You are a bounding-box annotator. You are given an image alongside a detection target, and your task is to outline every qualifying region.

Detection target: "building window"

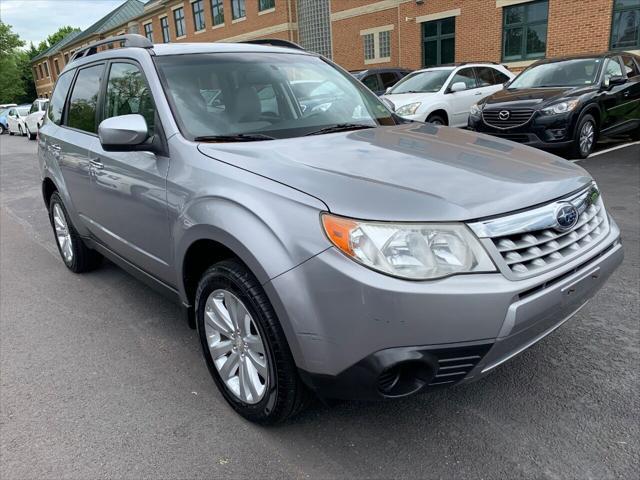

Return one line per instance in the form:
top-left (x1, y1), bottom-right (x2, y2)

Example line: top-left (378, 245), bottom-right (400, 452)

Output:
top-left (54, 59), bottom-right (60, 75)
top-left (363, 34), bottom-right (375, 60)
top-left (173, 7), bottom-right (186, 38)
top-left (361, 27), bottom-right (393, 64)
top-left (160, 16), bottom-right (170, 42)
top-left (422, 17), bottom-right (455, 67)
top-left (144, 22), bottom-right (154, 41)
top-left (43, 62), bottom-right (49, 77)
top-left (231, 0), bottom-right (245, 20)
top-left (502, 0), bottom-right (548, 61)
top-left (33, 67), bottom-right (39, 80)
top-left (64, 53), bottom-right (69, 64)
top-left (211, 0), bottom-right (224, 25)
top-left (259, 0), bottom-right (275, 11)
top-left (297, 0), bottom-right (332, 58)
top-left (192, 0), bottom-right (206, 31)
top-left (611, 0), bottom-right (640, 49)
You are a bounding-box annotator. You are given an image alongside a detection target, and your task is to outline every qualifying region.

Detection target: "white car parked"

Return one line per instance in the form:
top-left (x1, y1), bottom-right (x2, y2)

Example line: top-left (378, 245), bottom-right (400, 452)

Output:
top-left (6, 105), bottom-right (31, 136)
top-left (24, 98), bottom-right (49, 140)
top-left (382, 63), bottom-right (514, 127)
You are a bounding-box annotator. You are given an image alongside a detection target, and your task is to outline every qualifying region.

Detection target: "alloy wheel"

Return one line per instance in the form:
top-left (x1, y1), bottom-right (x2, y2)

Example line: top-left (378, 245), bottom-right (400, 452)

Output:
top-left (204, 289), bottom-right (269, 404)
top-left (53, 203), bottom-right (73, 263)
top-left (579, 121), bottom-right (595, 156)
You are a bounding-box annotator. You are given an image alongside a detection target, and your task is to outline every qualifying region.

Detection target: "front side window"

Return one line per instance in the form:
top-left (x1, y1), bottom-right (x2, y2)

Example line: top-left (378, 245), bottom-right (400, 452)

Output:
top-left (67, 64), bottom-right (104, 134)
top-left (450, 68), bottom-right (478, 90)
top-left (173, 7), bottom-right (185, 38)
top-left (502, 0), bottom-right (548, 61)
top-left (231, 0), bottom-right (245, 20)
top-left (154, 53), bottom-right (395, 140)
top-left (475, 67), bottom-right (497, 87)
top-left (389, 68), bottom-right (453, 94)
top-left (192, 0), bottom-right (206, 31)
top-left (611, 0), bottom-right (640, 49)
top-left (144, 22), bottom-right (153, 42)
top-left (379, 72), bottom-right (397, 89)
top-left (604, 57), bottom-right (624, 78)
top-left (259, 0), bottom-right (275, 11)
top-left (160, 16), bottom-right (170, 42)
top-left (104, 63), bottom-right (155, 135)
top-left (508, 58), bottom-right (602, 89)
top-left (211, 0), bottom-right (224, 25)
top-left (362, 74), bottom-right (381, 91)
top-left (48, 71), bottom-right (74, 125)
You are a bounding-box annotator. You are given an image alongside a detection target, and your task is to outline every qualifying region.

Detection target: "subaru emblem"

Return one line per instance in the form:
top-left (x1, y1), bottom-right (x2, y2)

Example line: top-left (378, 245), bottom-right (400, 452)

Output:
top-left (555, 204), bottom-right (579, 231)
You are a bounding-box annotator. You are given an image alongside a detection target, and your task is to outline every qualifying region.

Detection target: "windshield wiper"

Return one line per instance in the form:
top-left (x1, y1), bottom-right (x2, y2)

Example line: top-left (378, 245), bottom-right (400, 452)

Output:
top-left (305, 123), bottom-right (375, 136)
top-left (194, 133), bottom-right (275, 142)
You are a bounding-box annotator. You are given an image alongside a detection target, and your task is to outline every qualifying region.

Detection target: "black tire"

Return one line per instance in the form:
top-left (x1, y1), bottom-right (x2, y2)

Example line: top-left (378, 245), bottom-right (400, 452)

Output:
top-left (48, 192), bottom-right (102, 273)
top-left (9, 130), bottom-right (14, 136)
top-left (195, 259), bottom-right (307, 424)
top-left (18, 125), bottom-right (23, 136)
top-left (426, 113), bottom-right (447, 126)
top-left (26, 125), bottom-right (36, 140)
top-left (0, 125), bottom-right (5, 135)
top-left (630, 126), bottom-right (640, 141)
top-left (569, 114), bottom-right (597, 159)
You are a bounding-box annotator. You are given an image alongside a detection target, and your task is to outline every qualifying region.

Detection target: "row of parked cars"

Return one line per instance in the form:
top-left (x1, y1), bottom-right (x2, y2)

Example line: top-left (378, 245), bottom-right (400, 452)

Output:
top-left (0, 99), bottom-right (49, 139)
top-left (353, 51), bottom-right (640, 158)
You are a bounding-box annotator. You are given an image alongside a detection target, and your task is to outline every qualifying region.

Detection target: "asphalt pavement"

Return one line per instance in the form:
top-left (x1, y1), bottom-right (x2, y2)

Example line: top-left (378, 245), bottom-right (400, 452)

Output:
top-left (1, 133), bottom-right (638, 479)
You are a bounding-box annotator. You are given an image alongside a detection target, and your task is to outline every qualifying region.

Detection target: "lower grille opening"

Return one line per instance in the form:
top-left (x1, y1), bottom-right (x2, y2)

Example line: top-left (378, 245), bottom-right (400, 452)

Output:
top-left (428, 344), bottom-right (492, 387)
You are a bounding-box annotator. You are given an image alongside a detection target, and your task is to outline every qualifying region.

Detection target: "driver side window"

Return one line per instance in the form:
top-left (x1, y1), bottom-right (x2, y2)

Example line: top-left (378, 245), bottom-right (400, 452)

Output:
top-left (604, 58), bottom-right (623, 78)
top-left (104, 62), bottom-right (156, 135)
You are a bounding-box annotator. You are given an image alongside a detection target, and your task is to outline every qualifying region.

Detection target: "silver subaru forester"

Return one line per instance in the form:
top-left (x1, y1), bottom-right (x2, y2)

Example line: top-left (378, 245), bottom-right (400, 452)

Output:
top-left (38, 35), bottom-right (623, 423)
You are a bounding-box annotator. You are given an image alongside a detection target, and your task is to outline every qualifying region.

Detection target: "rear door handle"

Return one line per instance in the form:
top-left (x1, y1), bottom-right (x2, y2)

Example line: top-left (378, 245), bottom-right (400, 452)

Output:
top-left (89, 158), bottom-right (104, 170)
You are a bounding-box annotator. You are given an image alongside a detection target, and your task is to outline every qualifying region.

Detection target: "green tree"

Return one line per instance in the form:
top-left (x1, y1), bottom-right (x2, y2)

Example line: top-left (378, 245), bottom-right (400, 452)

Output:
top-left (0, 21), bottom-right (25, 104)
top-left (45, 26), bottom-right (80, 50)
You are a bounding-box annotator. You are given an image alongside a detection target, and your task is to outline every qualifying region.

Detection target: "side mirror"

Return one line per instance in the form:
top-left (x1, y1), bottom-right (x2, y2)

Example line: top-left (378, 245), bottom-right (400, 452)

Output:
top-left (603, 75), bottom-right (627, 89)
top-left (450, 82), bottom-right (467, 93)
top-left (98, 114), bottom-right (150, 152)
top-left (385, 87), bottom-right (393, 94)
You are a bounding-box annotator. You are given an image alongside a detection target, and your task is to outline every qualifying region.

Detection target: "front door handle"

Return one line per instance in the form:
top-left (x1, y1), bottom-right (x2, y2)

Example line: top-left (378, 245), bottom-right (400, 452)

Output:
top-left (49, 144), bottom-right (61, 152)
top-left (89, 158), bottom-right (104, 170)
top-left (474, 91), bottom-right (483, 95)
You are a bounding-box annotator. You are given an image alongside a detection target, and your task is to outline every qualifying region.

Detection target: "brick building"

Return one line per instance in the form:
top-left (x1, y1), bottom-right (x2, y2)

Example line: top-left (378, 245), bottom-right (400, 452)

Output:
top-left (32, 0), bottom-right (640, 98)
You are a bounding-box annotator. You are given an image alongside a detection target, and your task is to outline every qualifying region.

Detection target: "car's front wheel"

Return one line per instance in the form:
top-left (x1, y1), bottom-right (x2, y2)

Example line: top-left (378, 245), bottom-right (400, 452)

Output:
top-left (195, 259), bottom-right (307, 424)
top-left (26, 125), bottom-right (36, 140)
top-left (0, 124), bottom-right (5, 135)
top-left (18, 125), bottom-right (23, 136)
top-left (570, 114), bottom-right (597, 159)
top-left (426, 113), bottom-right (447, 126)
top-left (48, 192), bottom-right (102, 272)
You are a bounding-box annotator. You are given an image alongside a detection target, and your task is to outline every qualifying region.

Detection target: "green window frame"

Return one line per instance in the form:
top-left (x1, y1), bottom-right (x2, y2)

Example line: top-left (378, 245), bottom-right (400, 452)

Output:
top-left (160, 16), bottom-right (170, 43)
top-left (422, 17), bottom-right (455, 67)
top-left (192, 0), bottom-right (206, 31)
top-left (502, 0), bottom-right (548, 62)
top-left (211, 0), bottom-right (224, 25)
top-left (611, 0), bottom-right (640, 50)
top-left (173, 7), bottom-right (185, 38)
top-left (259, 0), bottom-right (275, 11)
top-left (231, 0), bottom-right (245, 20)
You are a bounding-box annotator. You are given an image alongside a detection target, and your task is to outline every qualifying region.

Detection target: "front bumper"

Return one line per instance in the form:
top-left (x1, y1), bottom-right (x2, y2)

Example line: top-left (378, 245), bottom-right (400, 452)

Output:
top-left (265, 219), bottom-right (622, 400)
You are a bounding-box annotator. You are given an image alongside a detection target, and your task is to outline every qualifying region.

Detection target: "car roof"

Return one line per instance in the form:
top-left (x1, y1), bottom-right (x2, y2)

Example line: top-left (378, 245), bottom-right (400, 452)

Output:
top-left (530, 51), bottom-right (639, 66)
top-left (151, 42), bottom-right (312, 56)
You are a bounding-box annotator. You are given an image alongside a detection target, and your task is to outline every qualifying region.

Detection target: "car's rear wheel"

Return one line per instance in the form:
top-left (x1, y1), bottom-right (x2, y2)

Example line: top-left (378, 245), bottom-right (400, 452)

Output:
top-left (48, 192), bottom-right (102, 273)
top-left (18, 125), bottom-right (23, 136)
top-left (26, 125), bottom-right (36, 140)
top-left (570, 114), bottom-right (597, 159)
top-left (426, 113), bottom-right (447, 126)
top-left (195, 259), bottom-right (307, 424)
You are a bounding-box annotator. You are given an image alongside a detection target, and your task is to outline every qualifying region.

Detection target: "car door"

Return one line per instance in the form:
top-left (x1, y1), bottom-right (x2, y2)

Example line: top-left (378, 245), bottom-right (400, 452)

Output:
top-left (58, 63), bottom-right (106, 228)
top-left (447, 67), bottom-right (480, 127)
top-left (7, 108), bottom-right (17, 132)
top-left (619, 54), bottom-right (640, 130)
top-left (600, 56), bottom-right (635, 133)
top-left (85, 60), bottom-right (171, 281)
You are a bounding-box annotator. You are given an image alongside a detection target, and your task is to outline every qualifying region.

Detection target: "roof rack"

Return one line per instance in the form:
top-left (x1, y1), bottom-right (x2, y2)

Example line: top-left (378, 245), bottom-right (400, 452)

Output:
top-left (240, 39), bottom-right (305, 51)
top-left (69, 34), bottom-right (153, 63)
top-left (439, 61), bottom-right (501, 67)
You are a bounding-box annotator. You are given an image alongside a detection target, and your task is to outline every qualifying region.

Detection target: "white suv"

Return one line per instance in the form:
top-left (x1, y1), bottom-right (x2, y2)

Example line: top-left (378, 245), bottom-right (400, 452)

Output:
top-left (383, 63), bottom-right (514, 127)
top-left (25, 98), bottom-right (49, 140)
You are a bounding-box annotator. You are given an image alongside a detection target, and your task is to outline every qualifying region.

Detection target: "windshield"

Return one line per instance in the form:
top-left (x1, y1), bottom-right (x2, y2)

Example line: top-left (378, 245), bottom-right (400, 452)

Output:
top-left (388, 69), bottom-right (453, 94)
top-left (17, 107), bottom-right (30, 116)
top-left (509, 58), bottom-right (602, 88)
top-left (154, 53), bottom-right (396, 140)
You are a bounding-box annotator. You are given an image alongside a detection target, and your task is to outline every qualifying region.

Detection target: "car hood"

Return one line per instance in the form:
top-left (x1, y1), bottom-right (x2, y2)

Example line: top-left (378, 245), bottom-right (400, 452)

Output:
top-left (197, 123), bottom-right (591, 222)
top-left (382, 92), bottom-right (435, 107)
top-left (483, 86), bottom-right (594, 109)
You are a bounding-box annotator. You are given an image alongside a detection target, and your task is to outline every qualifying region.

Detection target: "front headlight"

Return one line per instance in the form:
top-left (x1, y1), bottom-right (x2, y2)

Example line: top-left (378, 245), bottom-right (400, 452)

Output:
top-left (469, 103), bottom-right (484, 116)
top-left (541, 99), bottom-right (580, 115)
top-left (321, 214), bottom-right (496, 280)
top-left (395, 102), bottom-right (422, 116)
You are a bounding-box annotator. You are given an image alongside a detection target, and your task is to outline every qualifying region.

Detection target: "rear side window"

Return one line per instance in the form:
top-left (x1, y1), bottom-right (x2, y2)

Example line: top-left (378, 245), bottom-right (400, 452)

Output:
top-left (48, 71), bottom-right (74, 125)
top-left (380, 72), bottom-right (398, 89)
top-left (450, 67), bottom-right (478, 89)
top-left (475, 67), bottom-right (496, 86)
top-left (67, 64), bottom-right (105, 134)
top-left (104, 62), bottom-right (156, 135)
top-left (621, 55), bottom-right (640, 77)
top-left (362, 74), bottom-right (381, 92)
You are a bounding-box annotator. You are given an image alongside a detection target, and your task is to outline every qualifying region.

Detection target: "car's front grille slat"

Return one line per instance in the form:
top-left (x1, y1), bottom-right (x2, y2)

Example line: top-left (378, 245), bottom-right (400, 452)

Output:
top-left (482, 108), bottom-right (535, 129)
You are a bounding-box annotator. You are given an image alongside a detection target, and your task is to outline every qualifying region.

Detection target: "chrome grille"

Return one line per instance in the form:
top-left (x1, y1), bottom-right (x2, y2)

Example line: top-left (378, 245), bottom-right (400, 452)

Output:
top-left (468, 184), bottom-right (610, 279)
top-left (482, 108), bottom-right (535, 129)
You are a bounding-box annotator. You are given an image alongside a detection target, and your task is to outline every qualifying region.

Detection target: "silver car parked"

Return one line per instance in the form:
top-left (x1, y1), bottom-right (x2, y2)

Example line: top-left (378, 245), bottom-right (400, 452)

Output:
top-left (39, 36), bottom-right (623, 423)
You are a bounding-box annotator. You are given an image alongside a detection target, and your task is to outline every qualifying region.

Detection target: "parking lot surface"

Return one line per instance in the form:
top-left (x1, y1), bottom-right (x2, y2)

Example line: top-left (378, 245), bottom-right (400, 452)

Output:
top-left (1, 134), bottom-right (638, 479)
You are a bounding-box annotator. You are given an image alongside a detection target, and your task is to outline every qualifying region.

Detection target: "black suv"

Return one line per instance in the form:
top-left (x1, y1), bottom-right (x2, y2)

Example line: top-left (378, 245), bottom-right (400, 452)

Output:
top-left (468, 52), bottom-right (640, 158)
top-left (351, 68), bottom-right (412, 95)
